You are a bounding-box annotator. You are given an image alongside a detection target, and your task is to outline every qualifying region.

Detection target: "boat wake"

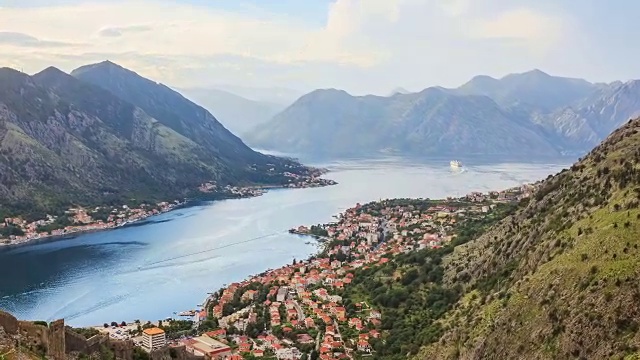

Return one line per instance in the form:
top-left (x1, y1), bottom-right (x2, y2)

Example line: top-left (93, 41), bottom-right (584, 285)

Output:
top-left (141, 231), bottom-right (286, 268)
top-left (134, 254), bottom-right (223, 272)
top-left (50, 291), bottom-right (130, 322)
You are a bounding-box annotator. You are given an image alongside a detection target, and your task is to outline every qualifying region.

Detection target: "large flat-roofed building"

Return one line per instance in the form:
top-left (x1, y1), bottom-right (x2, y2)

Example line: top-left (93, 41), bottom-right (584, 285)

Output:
top-left (182, 335), bottom-right (232, 359)
top-left (142, 327), bottom-right (166, 350)
top-left (276, 286), bottom-right (288, 302)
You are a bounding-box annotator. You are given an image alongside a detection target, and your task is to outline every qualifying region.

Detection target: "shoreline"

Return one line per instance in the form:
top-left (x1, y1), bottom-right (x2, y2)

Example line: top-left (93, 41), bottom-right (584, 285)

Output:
top-left (78, 182), bottom-right (532, 328)
top-left (84, 230), bottom-right (328, 328)
top-left (0, 177), bottom-right (338, 249)
top-left (187, 185), bottom-right (534, 320)
top-left (0, 200), bottom-right (188, 249)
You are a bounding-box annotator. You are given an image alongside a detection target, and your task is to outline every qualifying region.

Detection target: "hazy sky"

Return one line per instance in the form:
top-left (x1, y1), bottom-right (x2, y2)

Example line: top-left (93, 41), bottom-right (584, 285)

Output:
top-left (0, 0), bottom-right (638, 95)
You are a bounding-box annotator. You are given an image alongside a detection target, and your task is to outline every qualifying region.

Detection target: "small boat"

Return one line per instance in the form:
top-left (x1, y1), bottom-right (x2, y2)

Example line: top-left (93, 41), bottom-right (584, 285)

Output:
top-left (178, 310), bottom-right (196, 317)
top-left (450, 160), bottom-right (462, 168)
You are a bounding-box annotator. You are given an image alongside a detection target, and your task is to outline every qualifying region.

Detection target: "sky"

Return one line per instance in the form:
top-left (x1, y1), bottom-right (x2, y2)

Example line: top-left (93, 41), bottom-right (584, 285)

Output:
top-left (0, 0), bottom-right (639, 96)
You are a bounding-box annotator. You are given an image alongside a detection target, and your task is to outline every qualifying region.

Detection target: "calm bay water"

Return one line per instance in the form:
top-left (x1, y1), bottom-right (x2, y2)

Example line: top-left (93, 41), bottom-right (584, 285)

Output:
top-left (0, 158), bottom-right (570, 326)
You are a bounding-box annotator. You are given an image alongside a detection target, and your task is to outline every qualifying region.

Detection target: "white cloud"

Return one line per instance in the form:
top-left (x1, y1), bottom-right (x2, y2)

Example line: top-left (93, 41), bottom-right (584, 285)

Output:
top-left (0, 0), bottom-right (581, 94)
top-left (437, 0), bottom-right (470, 17)
top-left (468, 8), bottom-right (565, 52)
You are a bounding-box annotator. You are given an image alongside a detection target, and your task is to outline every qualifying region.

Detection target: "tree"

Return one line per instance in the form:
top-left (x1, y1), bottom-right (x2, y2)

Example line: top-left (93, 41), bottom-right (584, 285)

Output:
top-left (120, 321), bottom-right (127, 327)
top-left (110, 322), bottom-right (118, 327)
top-left (132, 347), bottom-right (150, 360)
top-left (227, 325), bottom-right (238, 335)
top-left (198, 318), bottom-right (218, 332)
top-left (103, 323), bottom-right (109, 328)
top-left (310, 350), bottom-right (319, 360)
top-left (222, 303), bottom-right (235, 316)
top-left (99, 345), bottom-right (115, 360)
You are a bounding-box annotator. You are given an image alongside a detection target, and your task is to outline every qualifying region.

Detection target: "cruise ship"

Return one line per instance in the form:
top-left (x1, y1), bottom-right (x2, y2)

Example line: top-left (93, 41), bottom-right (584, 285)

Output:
top-left (450, 160), bottom-right (462, 168)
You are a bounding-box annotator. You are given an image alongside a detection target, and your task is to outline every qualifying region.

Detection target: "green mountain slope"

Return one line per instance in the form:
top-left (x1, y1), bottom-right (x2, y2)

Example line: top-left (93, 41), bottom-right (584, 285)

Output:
top-left (71, 61), bottom-right (310, 184)
top-left (414, 117), bottom-right (640, 359)
top-left (72, 62), bottom-right (256, 163)
top-left (0, 65), bottom-right (314, 218)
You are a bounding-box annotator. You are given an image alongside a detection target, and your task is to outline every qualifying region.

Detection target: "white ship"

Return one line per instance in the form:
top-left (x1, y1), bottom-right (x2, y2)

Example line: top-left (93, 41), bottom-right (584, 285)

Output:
top-left (450, 160), bottom-right (462, 168)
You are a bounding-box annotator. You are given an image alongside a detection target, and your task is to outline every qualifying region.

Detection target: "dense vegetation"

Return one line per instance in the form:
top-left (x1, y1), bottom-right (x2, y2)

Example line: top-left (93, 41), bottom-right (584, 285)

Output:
top-left (413, 118), bottom-right (640, 359)
top-left (70, 327), bottom-right (101, 339)
top-left (322, 124), bottom-right (640, 358)
top-left (338, 202), bottom-right (518, 359)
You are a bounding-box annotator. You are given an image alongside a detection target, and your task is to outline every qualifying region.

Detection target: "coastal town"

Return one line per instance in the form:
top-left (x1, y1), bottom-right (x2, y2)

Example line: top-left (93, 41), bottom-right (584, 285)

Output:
top-left (0, 172), bottom-right (336, 247)
top-left (85, 183), bottom-right (537, 360)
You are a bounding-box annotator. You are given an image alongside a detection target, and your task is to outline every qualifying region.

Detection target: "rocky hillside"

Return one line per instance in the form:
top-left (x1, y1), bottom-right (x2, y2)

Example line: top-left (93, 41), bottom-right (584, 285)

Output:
top-left (533, 80), bottom-right (640, 151)
top-left (0, 64), bottom-right (311, 217)
top-left (416, 117), bottom-right (640, 359)
top-left (246, 70), bottom-right (640, 159)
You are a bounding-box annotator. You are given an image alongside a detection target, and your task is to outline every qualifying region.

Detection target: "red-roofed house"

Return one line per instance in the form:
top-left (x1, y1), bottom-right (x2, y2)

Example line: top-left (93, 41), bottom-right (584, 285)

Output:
top-left (297, 334), bottom-right (314, 344)
top-left (252, 349), bottom-right (264, 357)
top-left (304, 317), bottom-right (315, 328)
top-left (357, 340), bottom-right (371, 353)
top-left (348, 318), bottom-right (362, 329)
top-left (205, 329), bottom-right (227, 339)
top-left (239, 342), bottom-right (251, 353)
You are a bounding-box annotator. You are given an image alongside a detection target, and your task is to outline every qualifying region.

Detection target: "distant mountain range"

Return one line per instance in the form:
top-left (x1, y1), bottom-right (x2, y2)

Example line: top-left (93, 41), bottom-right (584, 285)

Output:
top-left (0, 61), bottom-right (311, 216)
top-left (178, 87), bottom-right (285, 135)
top-left (212, 84), bottom-right (304, 105)
top-left (245, 70), bottom-right (640, 159)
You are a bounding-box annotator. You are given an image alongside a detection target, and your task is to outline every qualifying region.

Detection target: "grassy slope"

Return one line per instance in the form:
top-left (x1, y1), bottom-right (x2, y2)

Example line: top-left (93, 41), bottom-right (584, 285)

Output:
top-left (417, 118), bottom-right (640, 359)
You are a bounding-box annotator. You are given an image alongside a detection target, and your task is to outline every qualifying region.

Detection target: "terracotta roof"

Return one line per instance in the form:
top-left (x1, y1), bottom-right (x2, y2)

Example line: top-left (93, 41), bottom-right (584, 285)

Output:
top-left (143, 327), bottom-right (165, 335)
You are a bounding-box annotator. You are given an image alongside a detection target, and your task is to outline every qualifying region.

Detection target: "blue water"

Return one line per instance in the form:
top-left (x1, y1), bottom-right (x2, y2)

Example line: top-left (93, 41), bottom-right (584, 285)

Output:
top-left (0, 158), bottom-right (570, 326)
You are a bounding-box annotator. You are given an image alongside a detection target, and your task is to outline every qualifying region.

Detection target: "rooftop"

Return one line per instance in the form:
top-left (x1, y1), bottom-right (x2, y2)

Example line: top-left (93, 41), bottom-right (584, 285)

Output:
top-left (143, 327), bottom-right (165, 336)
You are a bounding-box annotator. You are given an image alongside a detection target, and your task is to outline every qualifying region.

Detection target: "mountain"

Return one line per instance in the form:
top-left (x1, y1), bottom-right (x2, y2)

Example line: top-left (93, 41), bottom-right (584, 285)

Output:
top-left (178, 87), bottom-right (285, 135)
top-left (247, 70), bottom-right (640, 160)
top-left (70, 61), bottom-right (312, 180)
top-left (388, 87), bottom-right (411, 96)
top-left (245, 87), bottom-right (560, 158)
top-left (457, 69), bottom-right (599, 111)
top-left (71, 61), bottom-right (255, 164)
top-left (413, 117), bottom-right (640, 359)
top-left (532, 80), bottom-right (640, 151)
top-left (0, 63), bottom-right (311, 217)
top-left (211, 84), bottom-right (303, 105)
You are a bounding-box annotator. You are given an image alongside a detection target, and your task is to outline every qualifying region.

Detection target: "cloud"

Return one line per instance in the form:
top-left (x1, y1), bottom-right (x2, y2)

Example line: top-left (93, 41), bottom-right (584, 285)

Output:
top-left (468, 8), bottom-right (565, 49)
top-left (0, 31), bottom-right (74, 47)
top-left (98, 25), bottom-right (153, 37)
top-left (0, 0), bottom-right (590, 94)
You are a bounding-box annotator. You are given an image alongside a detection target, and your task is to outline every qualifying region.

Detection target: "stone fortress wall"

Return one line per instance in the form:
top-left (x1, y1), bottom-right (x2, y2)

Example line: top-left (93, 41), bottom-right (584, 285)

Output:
top-left (0, 310), bottom-right (132, 360)
top-left (0, 311), bottom-right (204, 360)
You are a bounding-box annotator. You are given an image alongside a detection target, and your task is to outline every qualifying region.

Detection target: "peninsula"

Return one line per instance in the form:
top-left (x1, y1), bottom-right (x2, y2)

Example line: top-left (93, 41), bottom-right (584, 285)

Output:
top-left (0, 170), bottom-right (336, 247)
